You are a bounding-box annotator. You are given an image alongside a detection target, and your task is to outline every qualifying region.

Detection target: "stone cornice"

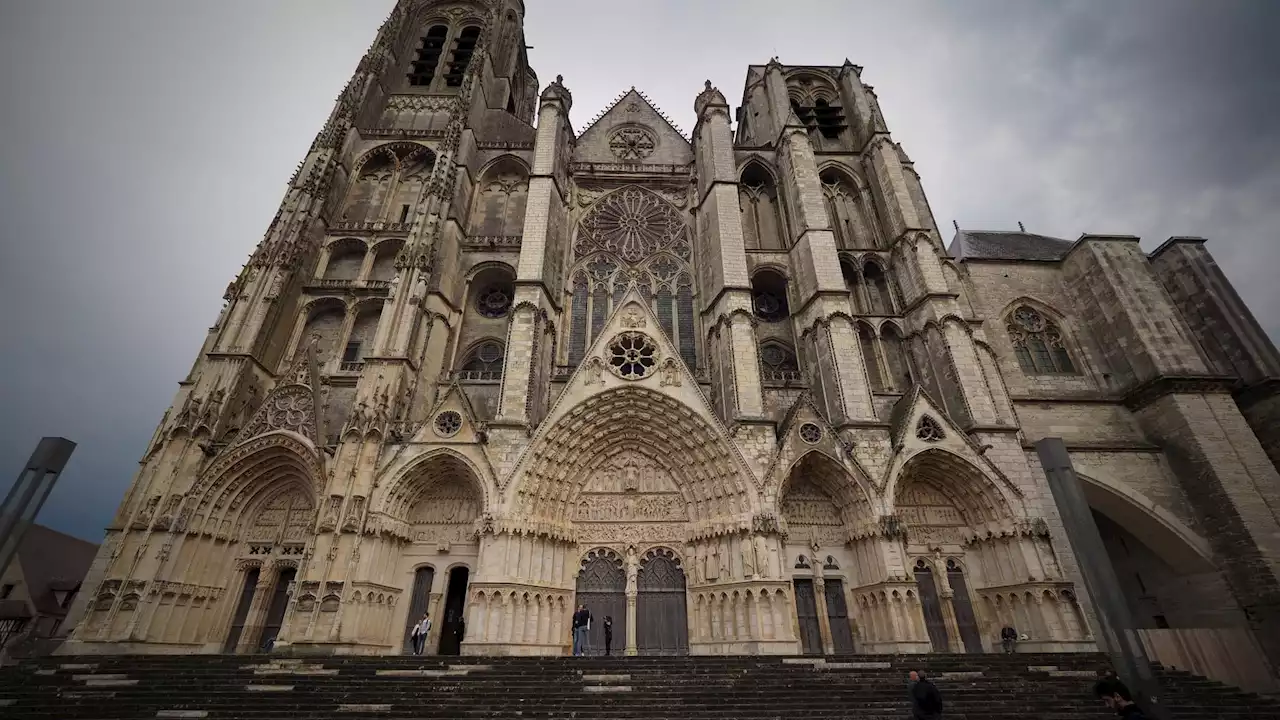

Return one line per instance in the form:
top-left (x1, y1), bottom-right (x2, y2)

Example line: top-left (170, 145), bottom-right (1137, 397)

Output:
top-left (1121, 374), bottom-right (1236, 412)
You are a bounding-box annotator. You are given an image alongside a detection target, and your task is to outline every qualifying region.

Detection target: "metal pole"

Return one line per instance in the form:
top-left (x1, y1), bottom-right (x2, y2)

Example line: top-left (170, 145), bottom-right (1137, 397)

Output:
top-left (0, 437), bottom-right (76, 578)
top-left (1035, 437), bottom-right (1168, 720)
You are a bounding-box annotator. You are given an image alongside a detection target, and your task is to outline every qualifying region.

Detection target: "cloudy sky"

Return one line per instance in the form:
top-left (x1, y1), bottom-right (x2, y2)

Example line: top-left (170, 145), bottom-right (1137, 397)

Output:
top-left (1, 0), bottom-right (1276, 541)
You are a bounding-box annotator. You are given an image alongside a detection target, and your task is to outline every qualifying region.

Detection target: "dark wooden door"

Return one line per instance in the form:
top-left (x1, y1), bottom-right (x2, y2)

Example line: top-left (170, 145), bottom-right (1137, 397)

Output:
top-left (403, 566), bottom-right (435, 653)
top-left (637, 553), bottom-right (688, 655)
top-left (258, 567), bottom-right (295, 652)
top-left (575, 553), bottom-right (625, 656)
top-left (793, 579), bottom-right (823, 655)
top-left (438, 567), bottom-right (469, 656)
top-left (824, 579), bottom-right (855, 654)
top-left (223, 567), bottom-right (259, 653)
top-left (914, 565), bottom-right (949, 652)
top-left (947, 565), bottom-right (984, 653)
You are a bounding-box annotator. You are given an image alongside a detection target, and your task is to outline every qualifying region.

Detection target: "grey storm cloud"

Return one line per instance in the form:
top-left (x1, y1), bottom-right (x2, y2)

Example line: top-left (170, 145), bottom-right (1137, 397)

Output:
top-left (0, 0), bottom-right (1275, 541)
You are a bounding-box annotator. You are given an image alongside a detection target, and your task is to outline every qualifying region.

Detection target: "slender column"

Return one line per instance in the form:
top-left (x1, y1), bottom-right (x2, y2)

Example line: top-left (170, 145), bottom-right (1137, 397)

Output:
top-left (625, 551), bottom-right (639, 656)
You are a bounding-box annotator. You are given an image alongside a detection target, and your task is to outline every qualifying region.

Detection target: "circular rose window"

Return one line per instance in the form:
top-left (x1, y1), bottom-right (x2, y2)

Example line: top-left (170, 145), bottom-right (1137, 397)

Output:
top-left (607, 332), bottom-right (658, 380)
top-left (434, 411), bottom-right (462, 438)
top-left (799, 422), bottom-right (823, 444)
top-left (477, 285), bottom-right (512, 318)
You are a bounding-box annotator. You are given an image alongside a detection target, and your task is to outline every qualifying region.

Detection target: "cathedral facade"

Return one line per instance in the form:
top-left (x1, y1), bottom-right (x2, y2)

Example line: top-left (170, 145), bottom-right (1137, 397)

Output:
top-left (62, 0), bottom-right (1280, 663)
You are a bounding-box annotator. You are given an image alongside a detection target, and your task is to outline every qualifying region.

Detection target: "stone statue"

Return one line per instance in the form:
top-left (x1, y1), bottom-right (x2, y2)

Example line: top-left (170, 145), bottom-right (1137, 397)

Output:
top-left (387, 272), bottom-right (401, 299)
top-left (622, 454), bottom-right (640, 492)
top-left (625, 545), bottom-right (639, 595)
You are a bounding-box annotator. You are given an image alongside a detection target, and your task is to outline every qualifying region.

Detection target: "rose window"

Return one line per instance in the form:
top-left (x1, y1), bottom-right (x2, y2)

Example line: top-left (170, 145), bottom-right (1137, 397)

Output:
top-left (799, 422), bottom-right (823, 444)
top-left (753, 292), bottom-right (788, 322)
top-left (477, 285), bottom-right (512, 318)
top-left (434, 411), bottom-right (463, 437)
top-left (608, 126), bottom-right (657, 161)
top-left (607, 332), bottom-right (658, 380)
top-left (577, 187), bottom-right (688, 263)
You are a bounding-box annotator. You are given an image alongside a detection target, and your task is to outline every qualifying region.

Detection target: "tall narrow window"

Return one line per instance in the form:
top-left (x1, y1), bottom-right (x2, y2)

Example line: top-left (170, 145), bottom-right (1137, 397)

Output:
top-left (676, 276), bottom-right (697, 368)
top-left (739, 163), bottom-right (784, 250)
top-left (569, 273), bottom-right (588, 365)
top-left (841, 258), bottom-right (864, 313)
top-left (863, 261), bottom-right (893, 315)
top-left (444, 27), bottom-right (481, 87)
top-left (880, 324), bottom-right (912, 391)
top-left (858, 323), bottom-right (885, 392)
top-left (408, 25), bottom-right (448, 87)
top-left (1006, 306), bottom-right (1076, 374)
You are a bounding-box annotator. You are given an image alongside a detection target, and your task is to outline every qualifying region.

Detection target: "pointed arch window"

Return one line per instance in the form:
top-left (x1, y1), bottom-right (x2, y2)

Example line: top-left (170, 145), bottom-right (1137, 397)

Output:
top-left (458, 340), bottom-right (504, 381)
top-left (1007, 306), bottom-right (1076, 374)
top-left (566, 187), bottom-right (697, 370)
top-left (444, 26), bottom-right (481, 87)
top-left (819, 169), bottom-right (882, 250)
top-left (739, 163), bottom-right (784, 250)
top-left (760, 341), bottom-right (802, 384)
top-left (408, 25), bottom-right (448, 87)
top-left (858, 323), bottom-right (886, 392)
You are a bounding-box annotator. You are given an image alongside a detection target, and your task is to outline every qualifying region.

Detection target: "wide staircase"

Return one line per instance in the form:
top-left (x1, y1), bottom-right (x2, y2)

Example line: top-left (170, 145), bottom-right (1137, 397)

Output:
top-left (1, 653), bottom-right (1277, 720)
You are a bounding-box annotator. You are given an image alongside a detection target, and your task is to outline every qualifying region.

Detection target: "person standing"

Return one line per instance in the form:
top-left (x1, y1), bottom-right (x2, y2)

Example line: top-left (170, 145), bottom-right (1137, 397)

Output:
top-left (410, 613), bottom-right (431, 655)
top-left (603, 615), bottom-right (613, 656)
top-left (571, 604), bottom-right (592, 657)
top-left (1000, 625), bottom-right (1018, 654)
top-left (908, 670), bottom-right (943, 720)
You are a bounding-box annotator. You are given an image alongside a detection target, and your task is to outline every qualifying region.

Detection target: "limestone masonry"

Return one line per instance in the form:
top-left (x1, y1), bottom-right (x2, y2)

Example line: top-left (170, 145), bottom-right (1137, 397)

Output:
top-left (59, 0), bottom-right (1280, 665)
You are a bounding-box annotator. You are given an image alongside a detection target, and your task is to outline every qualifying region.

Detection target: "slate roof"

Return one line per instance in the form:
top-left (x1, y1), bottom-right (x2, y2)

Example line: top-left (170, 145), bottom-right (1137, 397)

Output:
top-left (12, 524), bottom-right (97, 618)
top-left (949, 229), bottom-right (1075, 262)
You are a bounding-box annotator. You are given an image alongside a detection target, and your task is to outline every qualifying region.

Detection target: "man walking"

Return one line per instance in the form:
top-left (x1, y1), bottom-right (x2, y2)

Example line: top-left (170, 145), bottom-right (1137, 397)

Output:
top-left (571, 604), bottom-right (592, 657)
top-left (908, 670), bottom-right (943, 720)
top-left (410, 612), bottom-right (431, 655)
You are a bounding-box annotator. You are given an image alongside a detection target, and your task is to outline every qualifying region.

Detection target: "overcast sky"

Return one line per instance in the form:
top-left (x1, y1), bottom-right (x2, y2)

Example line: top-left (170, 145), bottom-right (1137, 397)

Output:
top-left (1, 0), bottom-right (1277, 542)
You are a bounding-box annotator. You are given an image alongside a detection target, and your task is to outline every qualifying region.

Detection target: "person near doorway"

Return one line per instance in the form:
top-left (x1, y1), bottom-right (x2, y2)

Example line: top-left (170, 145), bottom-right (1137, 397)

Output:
top-left (908, 670), bottom-right (943, 720)
top-left (1000, 625), bottom-right (1017, 654)
top-left (1094, 677), bottom-right (1150, 718)
top-left (603, 615), bottom-right (613, 656)
top-left (411, 613), bottom-right (431, 655)
top-left (571, 604), bottom-right (592, 656)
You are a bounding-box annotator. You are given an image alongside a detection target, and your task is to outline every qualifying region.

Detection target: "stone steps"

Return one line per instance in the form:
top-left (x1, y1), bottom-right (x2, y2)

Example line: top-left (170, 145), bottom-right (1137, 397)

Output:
top-left (1, 654), bottom-right (1276, 720)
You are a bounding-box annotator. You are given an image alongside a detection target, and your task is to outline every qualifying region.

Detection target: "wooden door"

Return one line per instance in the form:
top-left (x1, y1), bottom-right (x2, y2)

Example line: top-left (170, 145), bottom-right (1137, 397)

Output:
top-left (793, 579), bottom-right (823, 655)
top-left (636, 552), bottom-right (688, 655)
top-left (402, 566), bottom-right (435, 653)
top-left (258, 567), bottom-right (296, 652)
top-left (914, 564), bottom-right (949, 652)
top-left (947, 564), bottom-right (984, 653)
top-left (223, 567), bottom-right (259, 653)
top-left (824, 579), bottom-right (855, 654)
top-left (575, 553), bottom-right (626, 656)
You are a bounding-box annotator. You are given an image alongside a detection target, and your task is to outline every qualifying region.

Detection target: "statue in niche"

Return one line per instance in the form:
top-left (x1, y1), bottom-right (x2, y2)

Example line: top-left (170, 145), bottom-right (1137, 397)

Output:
top-left (387, 272), bottom-right (401, 299)
top-left (625, 545), bottom-right (639, 595)
top-left (741, 536), bottom-right (756, 578)
top-left (621, 454), bottom-right (640, 492)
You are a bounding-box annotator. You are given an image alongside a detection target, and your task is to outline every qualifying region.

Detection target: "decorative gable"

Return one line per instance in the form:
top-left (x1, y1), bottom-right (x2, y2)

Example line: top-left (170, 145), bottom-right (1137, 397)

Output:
top-left (226, 343), bottom-right (325, 451)
top-left (413, 381), bottom-right (486, 446)
top-left (575, 89), bottom-right (692, 166)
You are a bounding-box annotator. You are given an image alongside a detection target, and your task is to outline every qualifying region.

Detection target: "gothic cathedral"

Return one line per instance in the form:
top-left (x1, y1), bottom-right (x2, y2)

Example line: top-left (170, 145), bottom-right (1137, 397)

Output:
top-left (62, 0), bottom-right (1280, 665)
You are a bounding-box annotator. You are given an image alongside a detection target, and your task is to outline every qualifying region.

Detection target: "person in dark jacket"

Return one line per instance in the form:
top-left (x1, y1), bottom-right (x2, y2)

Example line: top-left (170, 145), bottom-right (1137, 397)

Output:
top-left (571, 604), bottom-right (592, 656)
top-left (603, 615), bottom-right (614, 656)
top-left (1094, 677), bottom-right (1150, 718)
top-left (908, 670), bottom-right (943, 720)
top-left (1000, 625), bottom-right (1017, 654)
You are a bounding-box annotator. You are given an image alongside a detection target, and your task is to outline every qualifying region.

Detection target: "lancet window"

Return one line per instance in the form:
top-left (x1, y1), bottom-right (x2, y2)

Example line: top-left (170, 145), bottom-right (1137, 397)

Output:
top-left (820, 169), bottom-right (883, 250)
top-left (739, 163), bottom-right (785, 250)
top-left (566, 187), bottom-right (696, 368)
top-left (1006, 306), bottom-right (1075, 374)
